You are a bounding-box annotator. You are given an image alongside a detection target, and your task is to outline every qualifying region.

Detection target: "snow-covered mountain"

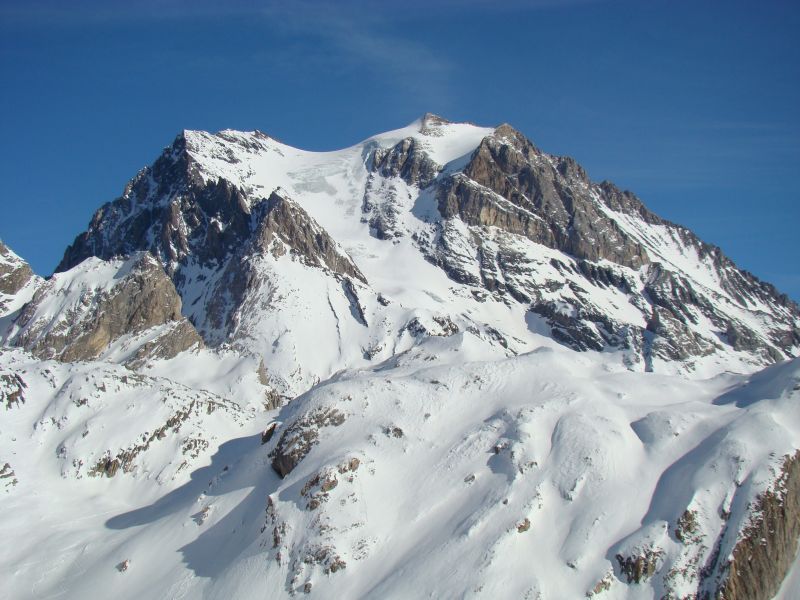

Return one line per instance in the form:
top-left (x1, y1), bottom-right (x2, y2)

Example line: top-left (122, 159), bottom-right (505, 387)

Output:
top-left (1, 115), bottom-right (799, 599)
top-left (54, 114), bottom-right (800, 386)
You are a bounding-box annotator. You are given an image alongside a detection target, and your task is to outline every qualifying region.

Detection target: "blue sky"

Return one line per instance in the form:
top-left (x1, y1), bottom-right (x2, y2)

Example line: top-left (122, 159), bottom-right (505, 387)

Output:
top-left (1, 0), bottom-right (799, 300)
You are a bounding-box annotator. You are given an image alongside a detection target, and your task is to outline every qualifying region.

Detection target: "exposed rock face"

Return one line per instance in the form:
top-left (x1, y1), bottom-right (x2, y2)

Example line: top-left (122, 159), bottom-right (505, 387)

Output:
top-left (253, 192), bottom-right (365, 283)
top-left (269, 406), bottom-right (346, 478)
top-left (0, 242), bottom-right (38, 323)
top-left (58, 132), bottom-right (206, 271)
top-left (0, 241), bottom-right (33, 297)
top-left (57, 134), bottom-right (364, 288)
top-left (616, 547), bottom-right (664, 584)
top-left (704, 451), bottom-right (800, 600)
top-left (439, 126), bottom-right (650, 269)
top-left (48, 118), bottom-right (800, 377)
top-left (2, 116), bottom-right (799, 599)
top-left (646, 305), bottom-right (718, 362)
top-left (10, 253), bottom-right (201, 362)
top-left (362, 137), bottom-right (441, 240)
top-left (193, 190), bottom-right (367, 341)
top-left (368, 120), bottom-right (799, 369)
top-left (373, 137), bottom-right (440, 189)
top-left (57, 133), bottom-right (366, 359)
top-left (124, 320), bottom-right (204, 367)
top-left (0, 371), bottom-right (26, 409)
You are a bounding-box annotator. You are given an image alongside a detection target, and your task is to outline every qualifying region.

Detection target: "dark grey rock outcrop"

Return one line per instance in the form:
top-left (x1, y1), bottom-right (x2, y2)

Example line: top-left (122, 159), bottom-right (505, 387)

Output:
top-left (254, 192), bottom-right (365, 283)
top-left (373, 137), bottom-right (440, 189)
top-left (270, 406), bottom-right (346, 478)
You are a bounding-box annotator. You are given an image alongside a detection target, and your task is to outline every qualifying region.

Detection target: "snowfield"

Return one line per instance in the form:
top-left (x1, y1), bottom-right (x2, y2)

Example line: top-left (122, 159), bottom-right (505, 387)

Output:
top-left (1, 115), bottom-right (799, 598)
top-left (2, 339), bottom-right (799, 598)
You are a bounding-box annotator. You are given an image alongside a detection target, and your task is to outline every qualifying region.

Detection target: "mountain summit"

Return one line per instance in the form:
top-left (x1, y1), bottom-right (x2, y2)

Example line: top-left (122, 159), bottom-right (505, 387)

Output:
top-left (54, 116), bottom-right (799, 389)
top-left (1, 116), bottom-right (799, 599)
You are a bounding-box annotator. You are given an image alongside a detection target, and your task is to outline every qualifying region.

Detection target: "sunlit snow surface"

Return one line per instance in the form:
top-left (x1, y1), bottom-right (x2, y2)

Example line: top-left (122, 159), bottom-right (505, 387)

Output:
top-left (167, 118), bottom-right (796, 390)
top-left (1, 117), bottom-right (799, 598)
top-left (2, 339), bottom-right (799, 599)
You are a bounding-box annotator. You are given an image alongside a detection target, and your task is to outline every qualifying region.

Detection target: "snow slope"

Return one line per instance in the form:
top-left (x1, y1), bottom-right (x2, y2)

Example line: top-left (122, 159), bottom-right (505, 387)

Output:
top-left (1, 114), bottom-right (799, 599)
top-left (52, 114), bottom-right (799, 396)
top-left (2, 337), bottom-right (799, 598)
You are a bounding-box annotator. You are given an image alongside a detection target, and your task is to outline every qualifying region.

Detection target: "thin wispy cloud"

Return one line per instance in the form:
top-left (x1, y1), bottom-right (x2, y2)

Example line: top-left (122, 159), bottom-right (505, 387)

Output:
top-left (0, 0), bottom-right (602, 24)
top-left (2, 0), bottom-right (458, 107)
top-left (0, 0), bottom-right (259, 23)
top-left (0, 0), bottom-right (602, 112)
top-left (259, 1), bottom-right (456, 109)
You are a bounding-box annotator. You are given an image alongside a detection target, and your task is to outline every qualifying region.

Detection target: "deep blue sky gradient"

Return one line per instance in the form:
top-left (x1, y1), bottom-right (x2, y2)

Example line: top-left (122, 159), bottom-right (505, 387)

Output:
top-left (1, 0), bottom-right (798, 299)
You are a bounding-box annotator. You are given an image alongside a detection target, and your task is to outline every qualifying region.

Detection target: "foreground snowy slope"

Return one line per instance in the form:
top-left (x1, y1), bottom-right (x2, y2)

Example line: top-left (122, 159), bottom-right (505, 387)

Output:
top-left (1, 114), bottom-right (799, 598)
top-left (2, 338), bottom-right (799, 599)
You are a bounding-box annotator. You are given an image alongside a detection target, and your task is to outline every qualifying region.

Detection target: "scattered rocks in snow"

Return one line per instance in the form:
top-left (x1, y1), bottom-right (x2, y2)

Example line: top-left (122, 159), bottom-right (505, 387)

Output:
top-left (182, 436), bottom-right (210, 459)
top-left (0, 372), bottom-right (26, 409)
top-left (88, 400), bottom-right (206, 478)
top-left (261, 422), bottom-right (278, 445)
top-left (299, 545), bottom-right (347, 575)
top-left (270, 406), bottom-right (346, 478)
top-left (516, 518), bottom-right (531, 533)
top-left (674, 509), bottom-right (701, 544)
top-left (615, 547), bottom-right (664, 584)
top-left (326, 555), bottom-right (346, 574)
top-left (192, 505), bottom-right (211, 525)
top-left (262, 495), bottom-right (288, 554)
top-left (0, 462), bottom-right (18, 491)
top-left (337, 457), bottom-right (360, 474)
top-left (586, 571), bottom-right (613, 597)
top-left (320, 476), bottom-right (338, 493)
top-left (383, 425), bottom-right (404, 438)
top-left (363, 344), bottom-right (383, 360)
top-left (301, 470), bottom-right (342, 510)
top-left (405, 315), bottom-right (459, 338)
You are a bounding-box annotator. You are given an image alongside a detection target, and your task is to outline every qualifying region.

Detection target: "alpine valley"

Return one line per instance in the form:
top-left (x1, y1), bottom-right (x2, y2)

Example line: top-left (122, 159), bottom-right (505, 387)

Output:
top-left (2, 114), bottom-right (799, 599)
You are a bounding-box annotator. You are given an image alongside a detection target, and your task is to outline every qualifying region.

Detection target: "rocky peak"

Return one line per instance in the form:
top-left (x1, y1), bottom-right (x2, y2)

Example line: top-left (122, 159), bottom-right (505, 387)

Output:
top-left (9, 252), bottom-right (202, 363)
top-left (438, 125), bottom-right (651, 269)
top-left (3, 116), bottom-right (800, 600)
top-left (183, 128), bottom-right (274, 166)
top-left (491, 122), bottom-right (539, 152)
top-left (371, 137), bottom-right (441, 189)
top-left (46, 118), bottom-right (800, 376)
top-left (370, 120), bottom-right (797, 369)
top-left (252, 191), bottom-right (366, 283)
top-left (0, 241), bottom-right (34, 297)
top-left (418, 112), bottom-right (452, 135)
